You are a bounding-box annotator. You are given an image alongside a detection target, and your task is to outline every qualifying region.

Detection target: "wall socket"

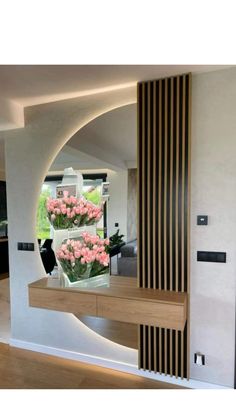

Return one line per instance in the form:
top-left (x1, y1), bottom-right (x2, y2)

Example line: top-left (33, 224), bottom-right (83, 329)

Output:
top-left (194, 352), bottom-right (205, 366)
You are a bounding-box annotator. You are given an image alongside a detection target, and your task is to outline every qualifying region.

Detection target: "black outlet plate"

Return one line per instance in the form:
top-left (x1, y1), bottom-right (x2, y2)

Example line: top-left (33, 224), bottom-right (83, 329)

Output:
top-left (197, 215), bottom-right (208, 225)
top-left (17, 242), bottom-right (35, 251)
top-left (197, 251), bottom-right (226, 263)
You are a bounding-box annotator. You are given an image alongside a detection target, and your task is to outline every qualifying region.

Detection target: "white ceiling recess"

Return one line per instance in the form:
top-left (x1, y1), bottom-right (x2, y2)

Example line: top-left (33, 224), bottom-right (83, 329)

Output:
top-left (0, 65), bottom-right (232, 131)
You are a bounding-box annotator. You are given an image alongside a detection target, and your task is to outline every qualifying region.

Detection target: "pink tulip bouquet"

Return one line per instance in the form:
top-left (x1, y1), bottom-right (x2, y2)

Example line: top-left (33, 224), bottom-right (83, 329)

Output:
top-left (56, 232), bottom-right (110, 283)
top-left (46, 191), bottom-right (103, 229)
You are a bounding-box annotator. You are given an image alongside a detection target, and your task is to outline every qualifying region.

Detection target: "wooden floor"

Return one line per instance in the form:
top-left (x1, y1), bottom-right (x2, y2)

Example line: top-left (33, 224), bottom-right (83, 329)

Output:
top-left (0, 272), bottom-right (9, 281)
top-left (0, 343), bottom-right (186, 389)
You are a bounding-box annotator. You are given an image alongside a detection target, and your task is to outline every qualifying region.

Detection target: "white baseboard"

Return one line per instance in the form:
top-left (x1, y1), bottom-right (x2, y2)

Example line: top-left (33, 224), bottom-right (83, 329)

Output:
top-left (10, 338), bottom-right (230, 390)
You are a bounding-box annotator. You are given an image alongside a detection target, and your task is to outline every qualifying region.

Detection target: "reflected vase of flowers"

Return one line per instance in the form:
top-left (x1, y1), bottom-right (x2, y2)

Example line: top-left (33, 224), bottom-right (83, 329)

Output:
top-left (46, 191), bottom-right (103, 254)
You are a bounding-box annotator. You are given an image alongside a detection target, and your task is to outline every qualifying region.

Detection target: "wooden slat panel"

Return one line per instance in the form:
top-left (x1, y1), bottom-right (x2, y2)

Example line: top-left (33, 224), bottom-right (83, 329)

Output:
top-left (137, 74), bottom-right (191, 379)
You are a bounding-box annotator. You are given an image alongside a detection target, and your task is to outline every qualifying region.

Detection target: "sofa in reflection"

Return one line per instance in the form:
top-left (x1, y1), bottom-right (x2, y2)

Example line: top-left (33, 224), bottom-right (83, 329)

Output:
top-left (117, 239), bottom-right (137, 278)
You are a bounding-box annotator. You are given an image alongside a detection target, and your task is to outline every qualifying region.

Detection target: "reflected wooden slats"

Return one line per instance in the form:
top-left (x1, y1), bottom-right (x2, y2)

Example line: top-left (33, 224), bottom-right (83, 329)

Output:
top-left (141, 83), bottom-right (146, 288)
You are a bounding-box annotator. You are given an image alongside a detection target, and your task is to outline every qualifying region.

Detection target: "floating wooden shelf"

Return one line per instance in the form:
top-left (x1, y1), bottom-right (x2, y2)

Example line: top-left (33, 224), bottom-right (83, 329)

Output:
top-left (28, 276), bottom-right (187, 331)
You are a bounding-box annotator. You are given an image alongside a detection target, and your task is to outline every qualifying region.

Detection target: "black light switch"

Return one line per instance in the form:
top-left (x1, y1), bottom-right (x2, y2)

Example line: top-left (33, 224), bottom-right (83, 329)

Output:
top-left (197, 251), bottom-right (226, 263)
top-left (17, 242), bottom-right (23, 250)
top-left (27, 243), bottom-right (35, 251)
top-left (197, 215), bottom-right (208, 225)
top-left (17, 242), bottom-right (35, 251)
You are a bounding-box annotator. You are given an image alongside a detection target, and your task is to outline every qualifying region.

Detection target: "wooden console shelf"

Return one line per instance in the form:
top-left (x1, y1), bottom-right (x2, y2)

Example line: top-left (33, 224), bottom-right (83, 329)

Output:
top-left (28, 276), bottom-right (187, 331)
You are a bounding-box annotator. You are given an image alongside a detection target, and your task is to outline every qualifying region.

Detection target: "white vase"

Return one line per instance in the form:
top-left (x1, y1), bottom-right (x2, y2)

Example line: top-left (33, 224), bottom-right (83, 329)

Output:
top-left (63, 272), bottom-right (110, 288)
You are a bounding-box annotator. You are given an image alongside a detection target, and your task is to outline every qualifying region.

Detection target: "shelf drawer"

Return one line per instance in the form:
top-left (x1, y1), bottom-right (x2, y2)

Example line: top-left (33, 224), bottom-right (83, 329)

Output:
top-left (29, 287), bottom-right (97, 316)
top-left (97, 296), bottom-right (186, 331)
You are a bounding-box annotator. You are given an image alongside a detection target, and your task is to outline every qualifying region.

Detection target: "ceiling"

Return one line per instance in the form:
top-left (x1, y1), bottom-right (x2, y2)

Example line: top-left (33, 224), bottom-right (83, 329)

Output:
top-left (0, 65), bottom-right (234, 173)
top-left (62, 103), bottom-right (137, 170)
top-left (0, 65), bottom-right (231, 107)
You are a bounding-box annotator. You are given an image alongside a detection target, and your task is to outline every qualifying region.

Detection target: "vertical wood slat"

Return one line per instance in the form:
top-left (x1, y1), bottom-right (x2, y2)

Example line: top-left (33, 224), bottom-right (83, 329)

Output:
top-left (164, 329), bottom-right (167, 375)
top-left (169, 77), bottom-right (174, 377)
top-left (181, 75), bottom-right (186, 293)
top-left (147, 82), bottom-right (152, 289)
top-left (159, 328), bottom-right (162, 374)
top-left (153, 81), bottom-right (157, 291)
top-left (175, 76), bottom-right (180, 293)
top-left (137, 83), bottom-right (141, 288)
top-left (154, 326), bottom-right (157, 373)
top-left (164, 78), bottom-right (168, 292)
top-left (148, 325), bottom-right (152, 372)
top-left (141, 83), bottom-right (146, 288)
top-left (158, 80), bottom-right (162, 290)
top-left (163, 74), bottom-right (169, 380)
top-left (181, 76), bottom-right (186, 380)
top-left (138, 74), bottom-right (191, 380)
top-left (137, 82), bottom-right (142, 365)
top-left (175, 77), bottom-right (180, 377)
top-left (143, 325), bottom-right (146, 370)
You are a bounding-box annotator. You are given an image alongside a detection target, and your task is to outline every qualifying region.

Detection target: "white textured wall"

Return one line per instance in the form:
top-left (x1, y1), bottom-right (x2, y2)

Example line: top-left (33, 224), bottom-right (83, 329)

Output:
top-left (190, 67), bottom-right (236, 387)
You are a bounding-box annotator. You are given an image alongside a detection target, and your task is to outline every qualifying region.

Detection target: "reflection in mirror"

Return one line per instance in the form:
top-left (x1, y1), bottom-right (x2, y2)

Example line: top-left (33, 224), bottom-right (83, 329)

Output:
top-left (36, 103), bottom-right (137, 348)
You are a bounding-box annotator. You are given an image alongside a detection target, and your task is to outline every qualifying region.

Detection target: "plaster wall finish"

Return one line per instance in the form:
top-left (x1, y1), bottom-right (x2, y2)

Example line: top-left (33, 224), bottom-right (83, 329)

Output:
top-left (4, 86), bottom-right (137, 366)
top-left (190, 67), bottom-right (236, 387)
